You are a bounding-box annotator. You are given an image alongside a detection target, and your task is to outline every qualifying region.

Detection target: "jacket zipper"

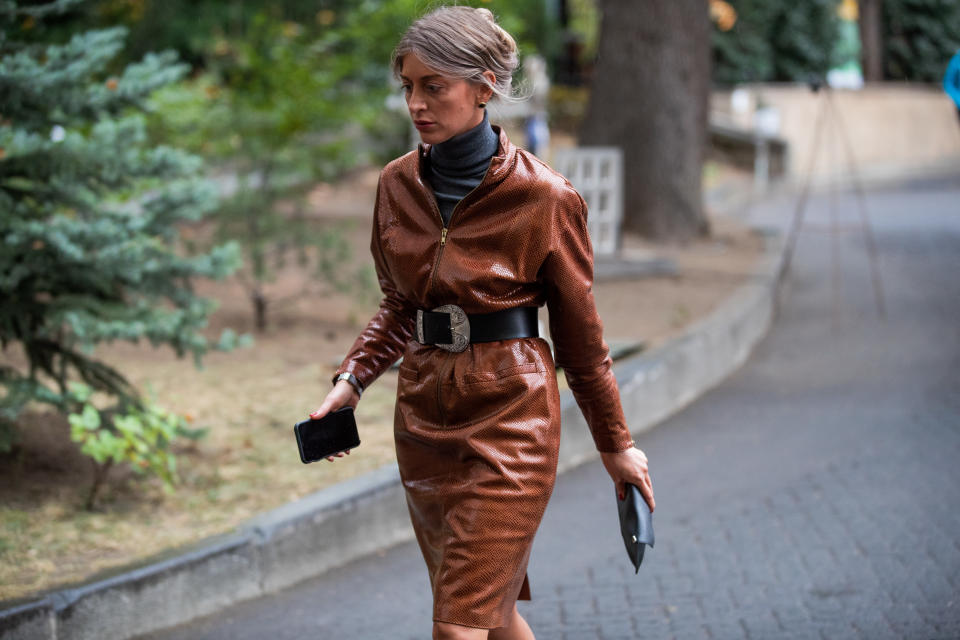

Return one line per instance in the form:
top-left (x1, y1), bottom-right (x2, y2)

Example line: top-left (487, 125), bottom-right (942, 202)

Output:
top-left (425, 167), bottom-right (491, 297)
top-left (421, 155), bottom-right (495, 427)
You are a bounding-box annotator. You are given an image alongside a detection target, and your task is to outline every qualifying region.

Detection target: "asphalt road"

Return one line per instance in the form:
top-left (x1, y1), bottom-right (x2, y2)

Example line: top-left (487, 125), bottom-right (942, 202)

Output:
top-left (143, 175), bottom-right (960, 639)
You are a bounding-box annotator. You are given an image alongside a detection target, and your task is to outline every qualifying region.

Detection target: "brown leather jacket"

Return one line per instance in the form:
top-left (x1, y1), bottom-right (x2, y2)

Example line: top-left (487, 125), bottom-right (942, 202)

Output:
top-left (334, 125), bottom-right (633, 452)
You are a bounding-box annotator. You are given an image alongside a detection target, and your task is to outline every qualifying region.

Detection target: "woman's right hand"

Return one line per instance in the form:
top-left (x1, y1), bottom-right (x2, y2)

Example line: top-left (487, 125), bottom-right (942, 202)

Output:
top-left (309, 379), bottom-right (360, 462)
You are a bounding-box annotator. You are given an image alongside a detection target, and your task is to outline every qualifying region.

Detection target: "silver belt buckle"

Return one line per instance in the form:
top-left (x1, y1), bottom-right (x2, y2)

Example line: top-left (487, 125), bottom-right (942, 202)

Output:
top-left (416, 304), bottom-right (470, 353)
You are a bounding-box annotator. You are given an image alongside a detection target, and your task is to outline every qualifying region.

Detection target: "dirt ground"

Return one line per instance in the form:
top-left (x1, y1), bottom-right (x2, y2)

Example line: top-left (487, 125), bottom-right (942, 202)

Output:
top-left (0, 163), bottom-right (763, 603)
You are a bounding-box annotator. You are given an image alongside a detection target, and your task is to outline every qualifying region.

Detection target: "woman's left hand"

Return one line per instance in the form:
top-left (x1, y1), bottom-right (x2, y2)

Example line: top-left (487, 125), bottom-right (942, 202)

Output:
top-left (599, 446), bottom-right (655, 512)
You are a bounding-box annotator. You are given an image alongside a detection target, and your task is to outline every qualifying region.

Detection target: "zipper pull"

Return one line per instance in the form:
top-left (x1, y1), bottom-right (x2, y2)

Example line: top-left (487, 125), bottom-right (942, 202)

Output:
top-left (440, 227), bottom-right (448, 246)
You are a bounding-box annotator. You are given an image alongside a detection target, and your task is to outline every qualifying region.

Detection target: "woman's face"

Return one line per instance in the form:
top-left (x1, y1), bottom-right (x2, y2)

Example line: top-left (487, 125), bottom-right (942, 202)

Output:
top-left (400, 54), bottom-right (494, 145)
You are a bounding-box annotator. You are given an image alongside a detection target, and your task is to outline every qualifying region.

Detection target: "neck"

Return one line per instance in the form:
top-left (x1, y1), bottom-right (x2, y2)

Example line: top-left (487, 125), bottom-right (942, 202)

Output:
top-left (421, 110), bottom-right (499, 226)
top-left (430, 110), bottom-right (498, 169)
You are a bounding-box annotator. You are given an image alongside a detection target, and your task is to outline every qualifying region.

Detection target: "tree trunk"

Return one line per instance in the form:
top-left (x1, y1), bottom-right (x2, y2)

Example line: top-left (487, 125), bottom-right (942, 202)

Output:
top-left (858, 0), bottom-right (884, 82)
top-left (86, 459), bottom-right (113, 511)
top-left (579, 0), bottom-right (711, 241)
top-left (253, 288), bottom-right (268, 333)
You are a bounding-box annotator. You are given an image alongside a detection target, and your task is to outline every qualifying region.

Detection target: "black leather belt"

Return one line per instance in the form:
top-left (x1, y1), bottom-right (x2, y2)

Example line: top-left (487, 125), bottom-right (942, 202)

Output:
top-left (416, 304), bottom-right (539, 352)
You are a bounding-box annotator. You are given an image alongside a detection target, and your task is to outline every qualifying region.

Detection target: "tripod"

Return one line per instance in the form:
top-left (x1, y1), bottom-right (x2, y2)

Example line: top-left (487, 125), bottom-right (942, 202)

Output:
top-left (776, 81), bottom-right (886, 321)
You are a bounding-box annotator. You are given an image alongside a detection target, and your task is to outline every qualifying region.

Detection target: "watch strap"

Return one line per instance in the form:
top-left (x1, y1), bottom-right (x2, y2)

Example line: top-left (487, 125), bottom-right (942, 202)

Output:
top-left (336, 372), bottom-right (364, 397)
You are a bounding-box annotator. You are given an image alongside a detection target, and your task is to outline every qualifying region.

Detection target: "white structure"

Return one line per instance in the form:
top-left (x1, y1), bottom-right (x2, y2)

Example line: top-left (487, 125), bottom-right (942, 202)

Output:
top-left (551, 147), bottom-right (624, 257)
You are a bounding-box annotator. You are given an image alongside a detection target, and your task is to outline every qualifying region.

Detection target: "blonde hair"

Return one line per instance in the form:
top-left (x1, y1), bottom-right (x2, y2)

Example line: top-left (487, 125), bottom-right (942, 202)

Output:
top-left (390, 5), bottom-right (525, 103)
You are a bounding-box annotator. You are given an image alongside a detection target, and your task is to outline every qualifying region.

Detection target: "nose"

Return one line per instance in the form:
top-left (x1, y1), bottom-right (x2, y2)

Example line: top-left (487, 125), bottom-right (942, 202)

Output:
top-left (406, 85), bottom-right (426, 115)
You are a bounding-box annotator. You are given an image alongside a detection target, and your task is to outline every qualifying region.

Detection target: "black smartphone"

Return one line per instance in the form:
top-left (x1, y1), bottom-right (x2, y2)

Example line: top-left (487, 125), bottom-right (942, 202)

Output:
top-left (293, 406), bottom-right (360, 464)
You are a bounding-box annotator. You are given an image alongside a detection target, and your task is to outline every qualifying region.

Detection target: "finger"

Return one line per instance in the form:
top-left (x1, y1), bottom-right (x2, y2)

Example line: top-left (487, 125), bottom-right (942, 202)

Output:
top-left (325, 455), bottom-right (335, 462)
top-left (639, 473), bottom-right (653, 499)
top-left (312, 384), bottom-right (357, 419)
top-left (311, 398), bottom-right (339, 419)
top-left (639, 469), bottom-right (652, 488)
top-left (639, 482), bottom-right (655, 512)
top-left (615, 479), bottom-right (626, 501)
top-left (313, 394), bottom-right (346, 419)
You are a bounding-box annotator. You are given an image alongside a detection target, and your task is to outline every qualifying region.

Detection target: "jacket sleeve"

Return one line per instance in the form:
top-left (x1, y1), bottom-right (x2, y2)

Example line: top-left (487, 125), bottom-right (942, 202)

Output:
top-left (541, 189), bottom-right (634, 453)
top-left (333, 175), bottom-right (417, 391)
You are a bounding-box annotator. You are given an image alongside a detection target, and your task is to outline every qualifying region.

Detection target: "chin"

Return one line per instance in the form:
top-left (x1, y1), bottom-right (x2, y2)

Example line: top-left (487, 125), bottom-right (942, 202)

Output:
top-left (418, 129), bottom-right (450, 145)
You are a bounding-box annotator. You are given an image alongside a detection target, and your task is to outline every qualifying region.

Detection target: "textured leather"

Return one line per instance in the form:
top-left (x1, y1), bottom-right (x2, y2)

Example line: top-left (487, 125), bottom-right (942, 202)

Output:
top-left (334, 125), bottom-right (633, 628)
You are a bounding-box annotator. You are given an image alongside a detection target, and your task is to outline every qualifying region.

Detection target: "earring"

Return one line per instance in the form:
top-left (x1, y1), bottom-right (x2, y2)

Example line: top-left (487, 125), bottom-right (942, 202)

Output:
top-left (478, 101), bottom-right (487, 109)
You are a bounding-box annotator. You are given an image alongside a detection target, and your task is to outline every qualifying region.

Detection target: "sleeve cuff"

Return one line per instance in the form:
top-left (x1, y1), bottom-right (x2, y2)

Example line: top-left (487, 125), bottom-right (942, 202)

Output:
top-left (595, 435), bottom-right (635, 454)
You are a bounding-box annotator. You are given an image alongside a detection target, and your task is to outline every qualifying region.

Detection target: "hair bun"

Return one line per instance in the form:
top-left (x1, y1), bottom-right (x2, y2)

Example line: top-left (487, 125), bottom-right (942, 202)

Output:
top-left (476, 8), bottom-right (496, 24)
top-left (475, 8), bottom-right (515, 54)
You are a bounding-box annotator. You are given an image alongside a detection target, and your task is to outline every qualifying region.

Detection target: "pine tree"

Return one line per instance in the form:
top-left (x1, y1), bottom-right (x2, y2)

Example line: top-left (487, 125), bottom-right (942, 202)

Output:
top-left (0, 0), bottom-right (243, 452)
top-left (883, 0), bottom-right (960, 82)
top-left (711, 0), bottom-right (840, 86)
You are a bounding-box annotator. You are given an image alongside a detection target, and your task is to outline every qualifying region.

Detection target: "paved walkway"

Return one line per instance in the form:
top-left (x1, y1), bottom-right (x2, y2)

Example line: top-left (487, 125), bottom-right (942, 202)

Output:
top-left (144, 176), bottom-right (960, 639)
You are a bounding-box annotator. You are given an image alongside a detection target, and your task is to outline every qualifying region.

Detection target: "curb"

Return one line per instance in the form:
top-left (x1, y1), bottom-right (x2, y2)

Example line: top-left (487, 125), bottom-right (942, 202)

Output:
top-left (1, 226), bottom-right (787, 640)
top-left (556, 228), bottom-right (785, 473)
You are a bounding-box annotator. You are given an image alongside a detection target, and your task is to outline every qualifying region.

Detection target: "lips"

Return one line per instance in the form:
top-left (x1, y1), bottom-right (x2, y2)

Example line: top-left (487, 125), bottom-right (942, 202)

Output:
top-left (414, 120), bottom-right (435, 129)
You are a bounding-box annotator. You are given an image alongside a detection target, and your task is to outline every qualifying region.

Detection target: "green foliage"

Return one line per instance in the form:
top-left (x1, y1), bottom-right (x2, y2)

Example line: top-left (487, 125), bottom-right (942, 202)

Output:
top-left (564, 0), bottom-right (600, 74)
top-left (479, 0), bottom-right (560, 66)
top-left (883, 0), bottom-right (960, 82)
top-left (67, 382), bottom-right (206, 508)
top-left (768, 1), bottom-right (839, 81)
top-left (77, 1), bottom-right (557, 79)
top-left (0, 2), bottom-right (242, 452)
top-left (145, 11), bottom-right (384, 330)
top-left (24, 1), bottom-right (561, 334)
top-left (147, 1), bottom-right (557, 330)
top-left (711, 0), bottom-right (772, 84)
top-left (712, 0), bottom-right (840, 85)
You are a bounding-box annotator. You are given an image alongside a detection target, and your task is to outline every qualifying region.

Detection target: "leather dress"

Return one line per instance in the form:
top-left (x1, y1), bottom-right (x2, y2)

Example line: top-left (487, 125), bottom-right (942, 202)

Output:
top-left (334, 125), bottom-right (634, 629)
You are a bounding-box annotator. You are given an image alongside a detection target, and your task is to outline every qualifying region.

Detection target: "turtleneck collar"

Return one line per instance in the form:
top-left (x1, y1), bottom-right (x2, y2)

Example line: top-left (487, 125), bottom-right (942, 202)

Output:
top-left (428, 109), bottom-right (499, 171)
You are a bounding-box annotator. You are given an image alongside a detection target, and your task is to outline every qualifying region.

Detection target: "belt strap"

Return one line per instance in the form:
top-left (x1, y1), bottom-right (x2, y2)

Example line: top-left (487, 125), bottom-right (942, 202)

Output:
top-left (419, 306), bottom-right (539, 347)
top-left (469, 307), bottom-right (540, 343)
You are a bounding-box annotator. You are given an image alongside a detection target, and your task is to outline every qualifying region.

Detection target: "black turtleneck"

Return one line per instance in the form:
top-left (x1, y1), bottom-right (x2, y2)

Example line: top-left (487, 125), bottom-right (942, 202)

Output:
top-left (424, 109), bottom-right (499, 227)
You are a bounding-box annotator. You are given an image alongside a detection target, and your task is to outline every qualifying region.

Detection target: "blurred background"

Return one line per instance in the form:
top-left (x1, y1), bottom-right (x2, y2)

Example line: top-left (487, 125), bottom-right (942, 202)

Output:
top-left (1, 0), bottom-right (959, 606)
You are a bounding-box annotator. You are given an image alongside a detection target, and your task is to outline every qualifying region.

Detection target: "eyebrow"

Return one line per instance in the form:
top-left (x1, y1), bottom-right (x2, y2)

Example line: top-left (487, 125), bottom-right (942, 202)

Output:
top-left (399, 74), bottom-right (444, 82)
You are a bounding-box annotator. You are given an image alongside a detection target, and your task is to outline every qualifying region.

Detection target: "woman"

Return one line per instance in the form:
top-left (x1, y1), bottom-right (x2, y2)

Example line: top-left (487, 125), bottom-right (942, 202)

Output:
top-left (309, 7), bottom-right (654, 640)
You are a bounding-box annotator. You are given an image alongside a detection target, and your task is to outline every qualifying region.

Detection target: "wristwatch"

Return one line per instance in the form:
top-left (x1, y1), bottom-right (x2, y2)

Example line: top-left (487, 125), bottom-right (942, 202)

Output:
top-left (336, 372), bottom-right (364, 398)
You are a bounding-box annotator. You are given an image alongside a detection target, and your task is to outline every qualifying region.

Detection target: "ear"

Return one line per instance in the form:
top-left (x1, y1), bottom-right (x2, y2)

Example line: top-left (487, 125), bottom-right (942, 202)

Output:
top-left (478, 70), bottom-right (496, 102)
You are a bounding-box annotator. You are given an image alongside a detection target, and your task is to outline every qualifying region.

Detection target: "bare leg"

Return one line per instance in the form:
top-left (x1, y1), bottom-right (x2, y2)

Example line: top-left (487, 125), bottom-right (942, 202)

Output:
top-left (433, 605), bottom-right (534, 640)
top-left (433, 621), bottom-right (488, 640)
top-left (489, 605), bottom-right (535, 640)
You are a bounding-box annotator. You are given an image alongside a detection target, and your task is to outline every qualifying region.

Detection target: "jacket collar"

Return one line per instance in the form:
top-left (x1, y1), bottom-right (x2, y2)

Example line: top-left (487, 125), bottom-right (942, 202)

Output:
top-left (416, 124), bottom-right (516, 192)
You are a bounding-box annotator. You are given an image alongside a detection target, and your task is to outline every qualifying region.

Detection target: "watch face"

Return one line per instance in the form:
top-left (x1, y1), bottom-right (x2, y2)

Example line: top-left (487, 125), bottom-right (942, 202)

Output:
top-left (338, 374), bottom-right (362, 394)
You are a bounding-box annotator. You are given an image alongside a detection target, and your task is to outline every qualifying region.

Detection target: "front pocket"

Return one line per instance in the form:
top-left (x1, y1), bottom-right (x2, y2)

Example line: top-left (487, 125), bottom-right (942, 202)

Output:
top-left (398, 363), bottom-right (419, 382)
top-left (439, 360), bottom-right (550, 428)
top-left (458, 361), bottom-right (542, 385)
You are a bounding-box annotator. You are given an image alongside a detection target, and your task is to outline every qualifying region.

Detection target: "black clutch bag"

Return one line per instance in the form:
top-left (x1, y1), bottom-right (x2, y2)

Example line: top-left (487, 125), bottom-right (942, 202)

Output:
top-left (617, 483), bottom-right (655, 573)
